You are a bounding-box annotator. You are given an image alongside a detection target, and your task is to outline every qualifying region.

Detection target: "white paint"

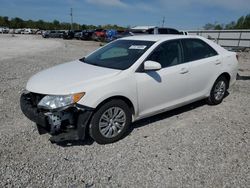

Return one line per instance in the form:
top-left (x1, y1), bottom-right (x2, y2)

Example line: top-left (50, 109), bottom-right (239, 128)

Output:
top-left (26, 35), bottom-right (238, 121)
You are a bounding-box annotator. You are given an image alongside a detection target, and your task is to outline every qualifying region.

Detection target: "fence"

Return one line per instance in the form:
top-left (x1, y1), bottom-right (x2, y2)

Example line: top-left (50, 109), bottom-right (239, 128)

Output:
top-left (187, 30), bottom-right (250, 48)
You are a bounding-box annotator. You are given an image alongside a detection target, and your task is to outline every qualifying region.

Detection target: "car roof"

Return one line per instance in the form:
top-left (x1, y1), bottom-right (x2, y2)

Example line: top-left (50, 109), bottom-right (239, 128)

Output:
top-left (120, 34), bottom-right (228, 54)
top-left (121, 34), bottom-right (202, 42)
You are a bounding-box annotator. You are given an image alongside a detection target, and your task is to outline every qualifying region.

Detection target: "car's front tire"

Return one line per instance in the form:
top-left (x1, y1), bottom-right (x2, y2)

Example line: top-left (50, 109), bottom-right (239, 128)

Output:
top-left (207, 76), bottom-right (228, 105)
top-left (89, 99), bottom-right (132, 144)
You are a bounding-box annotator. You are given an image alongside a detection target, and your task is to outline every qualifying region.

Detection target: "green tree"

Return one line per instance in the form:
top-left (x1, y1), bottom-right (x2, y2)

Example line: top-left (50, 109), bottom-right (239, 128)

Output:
top-left (10, 17), bottom-right (25, 28)
top-left (214, 24), bottom-right (223, 30)
top-left (235, 16), bottom-right (245, 29)
top-left (225, 21), bottom-right (236, 29)
top-left (242, 14), bottom-right (250, 28)
top-left (203, 23), bottom-right (216, 30)
top-left (53, 20), bottom-right (60, 29)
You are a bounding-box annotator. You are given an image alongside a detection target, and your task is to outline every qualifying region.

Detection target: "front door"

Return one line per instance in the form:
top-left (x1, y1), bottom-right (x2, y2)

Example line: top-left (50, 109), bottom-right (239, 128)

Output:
top-left (135, 40), bottom-right (191, 118)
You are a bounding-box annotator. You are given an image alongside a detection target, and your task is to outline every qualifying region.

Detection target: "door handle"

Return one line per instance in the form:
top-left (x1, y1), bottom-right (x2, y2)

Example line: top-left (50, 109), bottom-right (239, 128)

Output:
top-left (215, 60), bottom-right (222, 65)
top-left (180, 68), bottom-right (189, 74)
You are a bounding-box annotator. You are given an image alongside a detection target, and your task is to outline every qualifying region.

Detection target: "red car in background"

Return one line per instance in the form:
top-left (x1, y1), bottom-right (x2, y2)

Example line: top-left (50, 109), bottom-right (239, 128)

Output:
top-left (92, 29), bottom-right (106, 41)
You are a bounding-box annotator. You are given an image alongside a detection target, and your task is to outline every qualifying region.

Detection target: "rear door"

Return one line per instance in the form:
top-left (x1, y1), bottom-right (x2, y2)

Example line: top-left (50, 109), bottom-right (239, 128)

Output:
top-left (181, 39), bottom-right (220, 98)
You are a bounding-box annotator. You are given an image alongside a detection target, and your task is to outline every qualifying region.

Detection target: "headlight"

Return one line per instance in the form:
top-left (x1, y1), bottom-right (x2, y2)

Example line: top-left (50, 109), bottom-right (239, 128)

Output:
top-left (38, 92), bottom-right (85, 110)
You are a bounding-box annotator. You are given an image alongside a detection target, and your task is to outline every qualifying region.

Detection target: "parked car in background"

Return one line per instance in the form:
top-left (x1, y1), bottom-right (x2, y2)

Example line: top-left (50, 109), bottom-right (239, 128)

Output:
top-left (92, 29), bottom-right (106, 41)
top-left (180, 31), bottom-right (189, 35)
top-left (74, 31), bottom-right (83, 40)
top-left (35, 30), bottom-right (43, 35)
top-left (21, 28), bottom-right (32, 34)
top-left (105, 29), bottom-right (118, 42)
top-left (63, 30), bottom-right (82, 39)
top-left (42, 30), bottom-right (65, 38)
top-left (131, 26), bottom-right (180, 35)
top-left (74, 30), bottom-right (95, 40)
top-left (0, 27), bottom-right (9, 33)
top-left (147, 27), bottom-right (180, 34)
top-left (21, 35), bottom-right (238, 144)
top-left (14, 29), bottom-right (22, 34)
top-left (113, 30), bottom-right (134, 39)
top-left (81, 30), bottom-right (95, 40)
top-left (8, 29), bottom-right (15, 34)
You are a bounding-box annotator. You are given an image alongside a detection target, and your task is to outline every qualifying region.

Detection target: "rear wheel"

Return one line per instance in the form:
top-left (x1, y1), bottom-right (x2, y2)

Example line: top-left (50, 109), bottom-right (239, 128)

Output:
top-left (89, 100), bottom-right (132, 144)
top-left (207, 76), bottom-right (228, 105)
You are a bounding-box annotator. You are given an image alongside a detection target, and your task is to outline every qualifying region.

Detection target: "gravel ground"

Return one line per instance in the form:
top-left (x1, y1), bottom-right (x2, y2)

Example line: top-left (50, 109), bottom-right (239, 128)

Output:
top-left (0, 35), bottom-right (249, 187)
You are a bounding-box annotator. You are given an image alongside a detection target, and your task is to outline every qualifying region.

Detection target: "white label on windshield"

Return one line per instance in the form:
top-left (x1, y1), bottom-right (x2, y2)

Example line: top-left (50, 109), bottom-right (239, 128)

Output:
top-left (129, 45), bottom-right (147, 50)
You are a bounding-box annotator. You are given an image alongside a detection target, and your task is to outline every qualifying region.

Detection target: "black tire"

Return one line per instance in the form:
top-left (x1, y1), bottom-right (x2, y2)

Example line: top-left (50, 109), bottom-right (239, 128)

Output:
top-left (89, 99), bottom-right (132, 144)
top-left (207, 76), bottom-right (228, 105)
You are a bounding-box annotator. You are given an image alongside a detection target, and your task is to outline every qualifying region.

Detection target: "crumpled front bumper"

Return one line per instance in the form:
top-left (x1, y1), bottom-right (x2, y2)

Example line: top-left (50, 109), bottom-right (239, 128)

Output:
top-left (20, 93), bottom-right (93, 143)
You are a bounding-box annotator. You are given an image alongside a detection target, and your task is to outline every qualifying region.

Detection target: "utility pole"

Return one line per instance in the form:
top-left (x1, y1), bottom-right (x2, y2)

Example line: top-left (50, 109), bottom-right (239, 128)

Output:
top-left (162, 16), bottom-right (165, 27)
top-left (70, 8), bottom-right (73, 30)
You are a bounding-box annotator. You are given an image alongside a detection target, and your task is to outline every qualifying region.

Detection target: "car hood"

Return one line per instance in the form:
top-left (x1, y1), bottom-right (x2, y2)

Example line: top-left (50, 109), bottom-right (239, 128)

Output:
top-left (26, 60), bottom-right (121, 95)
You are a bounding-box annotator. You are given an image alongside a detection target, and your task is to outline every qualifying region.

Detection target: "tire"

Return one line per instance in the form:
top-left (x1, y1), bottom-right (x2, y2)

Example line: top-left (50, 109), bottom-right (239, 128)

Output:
top-left (207, 76), bottom-right (228, 105)
top-left (89, 99), bottom-right (132, 144)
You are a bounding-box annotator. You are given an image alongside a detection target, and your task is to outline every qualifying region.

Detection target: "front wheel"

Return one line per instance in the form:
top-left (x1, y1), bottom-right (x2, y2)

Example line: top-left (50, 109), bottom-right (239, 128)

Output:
top-left (207, 76), bottom-right (228, 105)
top-left (89, 100), bottom-right (132, 144)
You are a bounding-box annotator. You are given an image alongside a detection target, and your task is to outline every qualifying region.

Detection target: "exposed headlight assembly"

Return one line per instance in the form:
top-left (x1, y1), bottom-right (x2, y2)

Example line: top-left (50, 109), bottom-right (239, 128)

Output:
top-left (38, 92), bottom-right (85, 110)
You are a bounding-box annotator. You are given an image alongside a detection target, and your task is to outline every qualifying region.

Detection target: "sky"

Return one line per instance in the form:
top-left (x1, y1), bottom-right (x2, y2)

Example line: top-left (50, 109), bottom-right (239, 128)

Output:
top-left (0, 0), bottom-right (249, 29)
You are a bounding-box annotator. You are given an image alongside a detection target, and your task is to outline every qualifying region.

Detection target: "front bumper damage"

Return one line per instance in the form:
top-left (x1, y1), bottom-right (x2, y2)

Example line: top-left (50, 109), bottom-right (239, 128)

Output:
top-left (20, 93), bottom-right (93, 143)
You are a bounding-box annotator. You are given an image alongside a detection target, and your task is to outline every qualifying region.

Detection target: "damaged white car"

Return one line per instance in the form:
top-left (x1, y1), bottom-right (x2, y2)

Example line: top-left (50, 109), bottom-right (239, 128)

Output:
top-left (20, 35), bottom-right (238, 144)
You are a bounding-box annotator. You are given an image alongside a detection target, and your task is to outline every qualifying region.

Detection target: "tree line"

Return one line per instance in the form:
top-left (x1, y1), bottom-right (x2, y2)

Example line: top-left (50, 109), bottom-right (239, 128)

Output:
top-left (1, 14), bottom-right (250, 31)
top-left (0, 16), bottom-right (125, 30)
top-left (203, 13), bottom-right (250, 30)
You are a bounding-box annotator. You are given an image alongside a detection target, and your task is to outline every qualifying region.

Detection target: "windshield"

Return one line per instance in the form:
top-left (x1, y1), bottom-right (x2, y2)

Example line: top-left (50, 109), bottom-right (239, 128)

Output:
top-left (81, 40), bottom-right (155, 70)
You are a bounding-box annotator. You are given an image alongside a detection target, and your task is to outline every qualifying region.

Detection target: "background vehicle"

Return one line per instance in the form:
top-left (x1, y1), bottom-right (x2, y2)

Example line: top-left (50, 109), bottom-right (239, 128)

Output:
top-left (105, 29), bottom-right (118, 42)
top-left (42, 30), bottom-right (65, 38)
top-left (63, 30), bottom-right (82, 39)
top-left (0, 27), bottom-right (9, 33)
top-left (180, 31), bottom-right (189, 35)
top-left (14, 29), bottom-right (22, 34)
top-left (146, 27), bottom-right (180, 34)
top-left (130, 26), bottom-right (180, 35)
top-left (21, 28), bottom-right (32, 34)
top-left (20, 35), bottom-right (238, 144)
top-left (113, 30), bottom-right (134, 39)
top-left (35, 30), bottom-right (43, 35)
top-left (92, 29), bottom-right (106, 41)
top-left (75, 30), bottom-right (94, 40)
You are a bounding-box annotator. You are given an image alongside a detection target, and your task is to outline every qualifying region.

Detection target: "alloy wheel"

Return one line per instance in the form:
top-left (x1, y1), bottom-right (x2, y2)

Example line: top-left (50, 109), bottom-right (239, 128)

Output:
top-left (98, 107), bottom-right (126, 138)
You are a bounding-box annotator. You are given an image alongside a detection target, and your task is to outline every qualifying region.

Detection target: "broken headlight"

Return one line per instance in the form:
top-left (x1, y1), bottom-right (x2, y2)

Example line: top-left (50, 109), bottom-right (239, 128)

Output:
top-left (38, 93), bottom-right (85, 110)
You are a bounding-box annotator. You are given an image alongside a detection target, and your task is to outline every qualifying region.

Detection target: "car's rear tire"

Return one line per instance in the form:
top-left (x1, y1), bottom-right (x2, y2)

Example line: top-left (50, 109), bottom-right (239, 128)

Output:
top-left (207, 76), bottom-right (228, 105)
top-left (89, 99), bottom-right (132, 144)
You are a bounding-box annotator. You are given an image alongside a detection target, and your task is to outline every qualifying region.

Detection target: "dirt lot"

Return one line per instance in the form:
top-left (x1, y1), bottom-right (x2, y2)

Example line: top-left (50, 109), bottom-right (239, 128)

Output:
top-left (0, 34), bottom-right (249, 187)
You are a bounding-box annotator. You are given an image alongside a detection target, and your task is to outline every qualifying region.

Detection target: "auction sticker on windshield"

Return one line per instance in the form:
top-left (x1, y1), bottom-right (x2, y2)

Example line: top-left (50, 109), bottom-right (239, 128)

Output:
top-left (129, 45), bottom-right (147, 50)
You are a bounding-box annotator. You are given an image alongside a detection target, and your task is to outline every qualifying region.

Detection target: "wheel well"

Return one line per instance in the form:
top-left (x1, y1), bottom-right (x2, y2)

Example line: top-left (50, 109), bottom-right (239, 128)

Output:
top-left (219, 72), bottom-right (231, 88)
top-left (95, 96), bottom-right (135, 115)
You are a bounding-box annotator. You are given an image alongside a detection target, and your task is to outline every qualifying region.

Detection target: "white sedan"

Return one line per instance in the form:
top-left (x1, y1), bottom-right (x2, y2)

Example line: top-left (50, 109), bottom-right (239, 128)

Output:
top-left (20, 35), bottom-right (238, 144)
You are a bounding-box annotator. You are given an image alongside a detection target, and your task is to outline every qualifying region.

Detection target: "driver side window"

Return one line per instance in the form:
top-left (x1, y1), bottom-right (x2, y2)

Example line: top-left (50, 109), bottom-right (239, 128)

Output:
top-left (147, 40), bottom-right (183, 68)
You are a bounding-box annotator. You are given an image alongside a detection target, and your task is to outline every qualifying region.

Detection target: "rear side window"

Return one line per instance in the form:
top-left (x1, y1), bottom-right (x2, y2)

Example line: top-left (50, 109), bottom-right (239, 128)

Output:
top-left (182, 39), bottom-right (218, 62)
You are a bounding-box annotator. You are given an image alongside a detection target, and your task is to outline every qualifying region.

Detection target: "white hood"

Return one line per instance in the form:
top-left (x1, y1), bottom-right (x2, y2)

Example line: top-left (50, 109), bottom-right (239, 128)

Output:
top-left (26, 60), bottom-right (121, 95)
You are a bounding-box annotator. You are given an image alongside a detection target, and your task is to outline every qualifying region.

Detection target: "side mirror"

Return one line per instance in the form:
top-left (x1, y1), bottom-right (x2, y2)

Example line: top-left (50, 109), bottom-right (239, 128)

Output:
top-left (144, 60), bottom-right (162, 71)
